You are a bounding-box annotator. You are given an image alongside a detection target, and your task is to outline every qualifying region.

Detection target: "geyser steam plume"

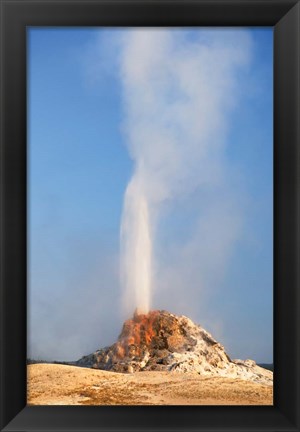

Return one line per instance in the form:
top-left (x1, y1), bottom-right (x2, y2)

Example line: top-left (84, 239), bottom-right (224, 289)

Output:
top-left (120, 29), bottom-right (252, 316)
top-left (121, 172), bottom-right (152, 313)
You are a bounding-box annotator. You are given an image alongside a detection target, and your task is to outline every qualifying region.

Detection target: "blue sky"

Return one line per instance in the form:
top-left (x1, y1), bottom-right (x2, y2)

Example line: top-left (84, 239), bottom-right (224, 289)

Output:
top-left (28, 28), bottom-right (273, 363)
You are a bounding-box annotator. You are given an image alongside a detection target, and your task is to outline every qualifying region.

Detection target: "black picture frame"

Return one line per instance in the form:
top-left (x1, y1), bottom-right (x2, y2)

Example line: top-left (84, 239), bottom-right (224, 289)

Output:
top-left (1, 0), bottom-right (299, 431)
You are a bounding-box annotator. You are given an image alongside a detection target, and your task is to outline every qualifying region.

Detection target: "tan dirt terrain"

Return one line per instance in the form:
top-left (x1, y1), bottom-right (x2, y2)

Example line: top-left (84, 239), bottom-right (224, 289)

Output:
top-left (27, 363), bottom-right (273, 405)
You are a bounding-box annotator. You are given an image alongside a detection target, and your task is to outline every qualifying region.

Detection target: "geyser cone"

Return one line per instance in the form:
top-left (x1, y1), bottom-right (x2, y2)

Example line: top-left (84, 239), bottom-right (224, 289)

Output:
top-left (77, 310), bottom-right (272, 386)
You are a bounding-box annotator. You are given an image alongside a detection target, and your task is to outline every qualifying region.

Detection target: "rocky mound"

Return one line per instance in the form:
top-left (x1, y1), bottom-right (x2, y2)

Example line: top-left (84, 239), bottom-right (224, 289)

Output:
top-left (76, 310), bottom-right (272, 386)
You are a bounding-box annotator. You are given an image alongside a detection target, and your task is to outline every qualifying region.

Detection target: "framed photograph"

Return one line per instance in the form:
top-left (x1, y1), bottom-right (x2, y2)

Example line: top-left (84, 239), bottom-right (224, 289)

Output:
top-left (0, 0), bottom-right (299, 431)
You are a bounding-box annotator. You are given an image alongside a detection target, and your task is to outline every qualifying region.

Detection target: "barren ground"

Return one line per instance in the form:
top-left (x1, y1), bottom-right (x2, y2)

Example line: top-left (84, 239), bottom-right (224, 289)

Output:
top-left (27, 363), bottom-right (273, 406)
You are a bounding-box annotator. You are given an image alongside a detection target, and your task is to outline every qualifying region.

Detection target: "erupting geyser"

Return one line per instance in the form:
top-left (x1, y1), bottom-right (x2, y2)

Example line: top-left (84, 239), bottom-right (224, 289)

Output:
top-left (120, 174), bottom-right (152, 314)
top-left (119, 29), bottom-right (252, 316)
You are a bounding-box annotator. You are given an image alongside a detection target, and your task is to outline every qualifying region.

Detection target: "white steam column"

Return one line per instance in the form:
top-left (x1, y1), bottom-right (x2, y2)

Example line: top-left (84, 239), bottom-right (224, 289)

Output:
top-left (120, 174), bottom-right (152, 314)
top-left (119, 28), bottom-right (252, 317)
